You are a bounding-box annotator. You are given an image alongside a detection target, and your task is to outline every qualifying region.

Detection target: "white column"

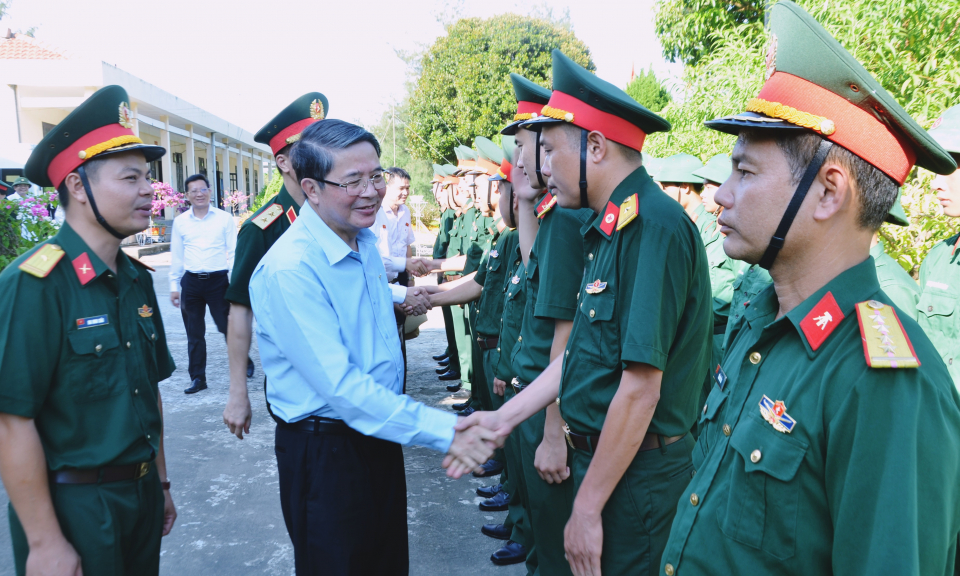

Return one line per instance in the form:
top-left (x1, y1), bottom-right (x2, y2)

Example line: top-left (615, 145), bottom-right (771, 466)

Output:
top-left (184, 124), bottom-right (196, 177)
top-left (205, 133), bottom-right (215, 181)
top-left (130, 102), bottom-right (140, 138)
top-left (160, 115), bottom-right (174, 219)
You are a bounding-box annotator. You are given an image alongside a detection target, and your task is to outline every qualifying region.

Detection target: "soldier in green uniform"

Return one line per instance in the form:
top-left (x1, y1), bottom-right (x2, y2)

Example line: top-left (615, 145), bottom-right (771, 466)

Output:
top-left (222, 92), bottom-right (328, 438)
top-left (693, 153), bottom-right (730, 217)
top-left (0, 85), bottom-right (176, 576)
top-left (431, 164), bottom-right (459, 365)
top-left (658, 4), bottom-right (960, 574)
top-left (656, 153), bottom-right (710, 235)
top-left (918, 104), bottom-right (960, 382)
top-left (872, 193), bottom-right (920, 318)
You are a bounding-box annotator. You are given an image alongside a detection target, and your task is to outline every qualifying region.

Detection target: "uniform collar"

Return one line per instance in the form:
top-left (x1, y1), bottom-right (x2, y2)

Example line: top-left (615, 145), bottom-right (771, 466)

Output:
top-left (300, 204), bottom-right (376, 265)
top-left (745, 257), bottom-right (881, 357)
top-left (583, 165), bottom-right (654, 241)
top-left (869, 240), bottom-right (885, 260)
top-left (277, 185), bottom-right (300, 218)
top-left (55, 222), bottom-right (138, 285)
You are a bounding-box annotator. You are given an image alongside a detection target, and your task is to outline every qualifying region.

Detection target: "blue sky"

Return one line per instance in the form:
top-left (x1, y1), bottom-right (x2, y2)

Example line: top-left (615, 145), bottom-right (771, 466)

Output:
top-left (5, 0), bottom-right (681, 133)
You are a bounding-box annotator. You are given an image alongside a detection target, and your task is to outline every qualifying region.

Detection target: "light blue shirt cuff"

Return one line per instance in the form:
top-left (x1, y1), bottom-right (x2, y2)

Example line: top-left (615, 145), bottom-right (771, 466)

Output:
top-left (390, 283), bottom-right (406, 304)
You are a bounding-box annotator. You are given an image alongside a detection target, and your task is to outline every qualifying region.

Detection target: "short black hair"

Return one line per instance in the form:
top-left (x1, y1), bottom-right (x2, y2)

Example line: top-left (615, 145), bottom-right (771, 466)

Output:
top-left (184, 174), bottom-right (209, 189)
top-left (290, 119), bottom-right (381, 183)
top-left (385, 167), bottom-right (411, 182)
top-left (56, 156), bottom-right (109, 208)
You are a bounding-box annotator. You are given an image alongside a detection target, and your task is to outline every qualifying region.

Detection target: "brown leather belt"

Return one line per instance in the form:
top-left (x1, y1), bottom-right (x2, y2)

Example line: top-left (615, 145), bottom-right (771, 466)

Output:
top-left (49, 462), bottom-right (151, 485)
top-left (563, 426), bottom-right (685, 454)
top-left (477, 336), bottom-right (499, 350)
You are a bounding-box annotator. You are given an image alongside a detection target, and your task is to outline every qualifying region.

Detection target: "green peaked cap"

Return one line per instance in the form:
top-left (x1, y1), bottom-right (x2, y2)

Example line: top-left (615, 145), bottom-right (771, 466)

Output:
top-left (655, 153), bottom-right (704, 184)
top-left (254, 92), bottom-right (329, 156)
top-left (476, 137), bottom-right (504, 164)
top-left (692, 153), bottom-right (733, 185)
top-left (705, 0), bottom-right (955, 182)
top-left (442, 164), bottom-right (457, 176)
top-left (25, 85), bottom-right (165, 188)
top-left (929, 105), bottom-right (960, 156)
top-left (455, 146), bottom-right (476, 161)
top-left (501, 74), bottom-right (552, 136)
top-left (522, 49), bottom-right (670, 151)
top-left (432, 163), bottom-right (445, 176)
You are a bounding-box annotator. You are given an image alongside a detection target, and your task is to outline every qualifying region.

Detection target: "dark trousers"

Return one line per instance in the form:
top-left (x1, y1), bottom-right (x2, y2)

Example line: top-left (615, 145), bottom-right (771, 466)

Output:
top-left (275, 423), bottom-right (409, 575)
top-left (179, 270), bottom-right (230, 380)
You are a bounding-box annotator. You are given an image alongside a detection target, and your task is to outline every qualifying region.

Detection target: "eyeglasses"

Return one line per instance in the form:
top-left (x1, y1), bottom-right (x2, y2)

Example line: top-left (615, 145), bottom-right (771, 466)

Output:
top-left (320, 172), bottom-right (387, 196)
top-left (188, 188), bottom-right (211, 195)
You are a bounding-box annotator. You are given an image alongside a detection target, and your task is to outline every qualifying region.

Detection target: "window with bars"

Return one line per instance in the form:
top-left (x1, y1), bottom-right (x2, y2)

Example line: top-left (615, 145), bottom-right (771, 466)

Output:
top-left (173, 152), bottom-right (184, 191)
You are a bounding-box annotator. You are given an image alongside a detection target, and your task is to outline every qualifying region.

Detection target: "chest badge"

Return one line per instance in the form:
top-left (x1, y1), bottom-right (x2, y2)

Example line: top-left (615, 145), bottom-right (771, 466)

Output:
top-left (138, 305), bottom-right (153, 318)
top-left (714, 364), bottom-right (728, 391)
top-left (798, 291), bottom-right (844, 351)
top-left (511, 275), bottom-right (520, 285)
top-left (759, 395), bottom-right (796, 433)
top-left (490, 250), bottom-right (499, 259)
top-left (585, 279), bottom-right (607, 294)
top-left (854, 300), bottom-right (920, 368)
top-left (77, 314), bottom-right (109, 329)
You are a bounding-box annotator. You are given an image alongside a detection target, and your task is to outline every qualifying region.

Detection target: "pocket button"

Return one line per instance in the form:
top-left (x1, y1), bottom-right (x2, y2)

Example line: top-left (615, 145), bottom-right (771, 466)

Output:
top-left (751, 449), bottom-right (762, 463)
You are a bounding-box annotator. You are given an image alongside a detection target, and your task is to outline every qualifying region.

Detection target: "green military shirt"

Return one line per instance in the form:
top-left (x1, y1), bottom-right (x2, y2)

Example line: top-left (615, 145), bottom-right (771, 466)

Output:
top-left (662, 258), bottom-right (960, 576)
top-left (0, 223), bottom-right (175, 470)
top-left (225, 185), bottom-right (301, 307)
top-left (692, 203), bottom-right (716, 240)
top-left (559, 167), bottom-right (713, 436)
top-left (432, 208), bottom-right (456, 259)
top-left (917, 232), bottom-right (960, 383)
top-left (872, 240), bottom-right (919, 320)
top-left (703, 222), bottom-right (745, 306)
top-left (510, 200), bottom-right (593, 384)
top-left (464, 214), bottom-right (498, 276)
top-left (474, 229), bottom-right (520, 338)
top-left (722, 264), bottom-right (773, 355)
top-left (497, 250), bottom-right (526, 383)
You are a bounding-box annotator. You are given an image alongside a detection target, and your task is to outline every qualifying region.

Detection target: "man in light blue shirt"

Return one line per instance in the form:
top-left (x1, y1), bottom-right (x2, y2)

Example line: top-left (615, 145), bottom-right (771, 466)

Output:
top-left (249, 119), bottom-right (497, 575)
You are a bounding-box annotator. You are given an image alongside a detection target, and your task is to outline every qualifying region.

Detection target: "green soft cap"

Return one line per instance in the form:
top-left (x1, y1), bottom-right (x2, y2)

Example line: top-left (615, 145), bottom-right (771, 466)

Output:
top-left (655, 153), bottom-right (704, 184)
top-left (12, 176), bottom-right (30, 187)
top-left (929, 105), bottom-right (960, 156)
top-left (692, 153), bottom-right (733, 185)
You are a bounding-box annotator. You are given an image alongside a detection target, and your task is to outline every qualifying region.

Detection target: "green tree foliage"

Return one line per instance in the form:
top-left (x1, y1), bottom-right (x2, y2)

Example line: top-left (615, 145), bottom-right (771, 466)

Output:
top-left (407, 14), bottom-right (594, 163)
top-left (625, 67), bottom-right (672, 113)
top-left (649, 0), bottom-right (960, 275)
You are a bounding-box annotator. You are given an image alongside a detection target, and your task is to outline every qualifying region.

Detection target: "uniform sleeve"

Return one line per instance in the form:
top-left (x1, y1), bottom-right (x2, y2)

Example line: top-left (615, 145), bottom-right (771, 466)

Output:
top-left (534, 210), bottom-right (588, 321)
top-left (884, 282), bottom-right (921, 321)
top-left (224, 222), bottom-right (267, 307)
top-left (0, 269), bottom-right (59, 417)
top-left (825, 365), bottom-right (960, 576)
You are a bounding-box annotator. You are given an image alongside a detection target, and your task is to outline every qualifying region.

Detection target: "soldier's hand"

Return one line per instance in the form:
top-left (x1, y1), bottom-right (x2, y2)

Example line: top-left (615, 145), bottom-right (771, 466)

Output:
top-left (535, 433), bottom-right (571, 484)
top-left (169, 291), bottom-right (180, 309)
top-left (223, 391), bottom-right (252, 440)
top-left (161, 488), bottom-right (177, 537)
top-left (493, 378), bottom-right (507, 397)
top-left (26, 534), bottom-right (82, 576)
top-left (402, 287), bottom-right (432, 316)
top-left (564, 505), bottom-right (603, 576)
top-left (442, 422), bottom-right (499, 479)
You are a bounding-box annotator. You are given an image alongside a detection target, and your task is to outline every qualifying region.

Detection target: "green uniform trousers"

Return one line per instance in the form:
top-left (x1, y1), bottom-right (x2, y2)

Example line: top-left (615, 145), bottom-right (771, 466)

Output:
top-left (519, 407), bottom-right (575, 576)
top-left (10, 468), bottom-right (164, 576)
top-left (450, 304), bottom-right (472, 390)
top-left (570, 434), bottom-right (695, 576)
top-left (503, 385), bottom-right (534, 571)
top-left (441, 304), bottom-right (458, 362)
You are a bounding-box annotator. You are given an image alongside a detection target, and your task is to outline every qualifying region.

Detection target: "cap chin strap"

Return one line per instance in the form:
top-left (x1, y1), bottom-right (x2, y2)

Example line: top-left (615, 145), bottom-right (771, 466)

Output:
top-left (507, 188), bottom-right (515, 228)
top-left (579, 129), bottom-right (588, 210)
top-left (77, 164), bottom-right (127, 240)
top-left (534, 129), bottom-right (547, 189)
top-left (758, 139), bottom-right (833, 270)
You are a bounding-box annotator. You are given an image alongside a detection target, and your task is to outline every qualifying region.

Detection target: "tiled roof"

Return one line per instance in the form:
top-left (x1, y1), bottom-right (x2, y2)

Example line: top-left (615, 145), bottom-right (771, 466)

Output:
top-left (0, 34), bottom-right (67, 60)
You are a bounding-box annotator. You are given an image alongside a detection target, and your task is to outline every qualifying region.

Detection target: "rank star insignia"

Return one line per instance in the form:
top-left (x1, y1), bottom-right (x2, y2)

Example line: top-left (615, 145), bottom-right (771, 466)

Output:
top-left (854, 300), bottom-right (920, 368)
top-left (585, 279), bottom-right (607, 294)
top-left (759, 394), bottom-right (796, 433)
top-left (252, 204), bottom-right (283, 229)
top-left (138, 305), bottom-right (153, 318)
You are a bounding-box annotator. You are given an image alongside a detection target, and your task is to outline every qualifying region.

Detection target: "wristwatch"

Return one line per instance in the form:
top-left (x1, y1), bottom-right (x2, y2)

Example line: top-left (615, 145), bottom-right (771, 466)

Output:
top-left (161, 480), bottom-right (171, 491)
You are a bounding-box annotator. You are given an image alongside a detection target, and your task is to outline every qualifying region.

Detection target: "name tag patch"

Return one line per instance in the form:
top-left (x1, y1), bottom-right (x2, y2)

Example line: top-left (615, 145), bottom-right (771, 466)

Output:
top-left (77, 314), bottom-right (108, 329)
top-left (926, 280), bottom-right (949, 290)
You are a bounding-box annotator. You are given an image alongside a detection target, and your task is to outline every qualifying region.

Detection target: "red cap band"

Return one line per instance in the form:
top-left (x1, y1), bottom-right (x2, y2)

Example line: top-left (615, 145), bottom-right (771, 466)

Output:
top-left (515, 101), bottom-right (544, 120)
top-left (269, 117), bottom-right (317, 156)
top-left (48, 124), bottom-right (134, 189)
top-left (758, 72), bottom-right (916, 184)
top-left (499, 159), bottom-right (513, 182)
top-left (546, 91), bottom-right (647, 152)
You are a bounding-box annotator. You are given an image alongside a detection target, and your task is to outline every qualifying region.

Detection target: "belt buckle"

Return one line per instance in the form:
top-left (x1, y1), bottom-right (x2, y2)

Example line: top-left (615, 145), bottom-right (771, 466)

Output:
top-left (197, 272), bottom-right (209, 280)
top-left (136, 462), bottom-right (150, 480)
top-left (511, 377), bottom-right (521, 392)
top-left (563, 424), bottom-right (575, 450)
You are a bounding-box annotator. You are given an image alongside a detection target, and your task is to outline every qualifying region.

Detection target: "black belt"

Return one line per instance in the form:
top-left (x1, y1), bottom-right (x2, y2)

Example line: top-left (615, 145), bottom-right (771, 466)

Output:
top-left (563, 426), bottom-right (685, 454)
top-left (477, 336), bottom-right (499, 350)
top-left (713, 321), bottom-right (728, 335)
top-left (185, 270), bottom-right (227, 280)
top-left (49, 462), bottom-right (151, 485)
top-left (511, 377), bottom-right (529, 392)
top-left (278, 416), bottom-right (360, 436)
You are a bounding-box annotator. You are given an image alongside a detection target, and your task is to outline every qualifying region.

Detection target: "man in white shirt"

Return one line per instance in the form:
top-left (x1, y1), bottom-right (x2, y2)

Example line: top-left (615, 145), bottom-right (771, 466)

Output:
top-left (169, 174), bottom-right (239, 394)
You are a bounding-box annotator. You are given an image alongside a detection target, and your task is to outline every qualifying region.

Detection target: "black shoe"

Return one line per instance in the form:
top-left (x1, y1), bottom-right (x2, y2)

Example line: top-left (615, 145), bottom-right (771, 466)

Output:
top-left (481, 523), bottom-right (511, 540)
top-left (184, 378), bottom-right (207, 394)
top-left (246, 357), bottom-right (255, 378)
top-left (446, 382), bottom-right (462, 392)
top-left (473, 459), bottom-right (504, 478)
top-left (479, 490), bottom-right (510, 511)
top-left (476, 483), bottom-right (502, 498)
top-left (436, 366), bottom-right (451, 374)
top-left (432, 352), bottom-right (449, 361)
top-left (491, 541), bottom-right (526, 566)
top-left (437, 358), bottom-right (450, 368)
top-left (438, 370), bottom-right (461, 381)
top-left (452, 400), bottom-right (471, 411)
top-left (456, 406), bottom-right (475, 417)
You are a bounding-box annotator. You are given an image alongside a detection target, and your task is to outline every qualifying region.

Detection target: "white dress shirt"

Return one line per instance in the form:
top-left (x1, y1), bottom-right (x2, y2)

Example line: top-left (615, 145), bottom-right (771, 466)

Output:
top-left (169, 206), bottom-right (238, 292)
top-left (249, 205), bottom-right (456, 450)
top-left (371, 204), bottom-right (416, 304)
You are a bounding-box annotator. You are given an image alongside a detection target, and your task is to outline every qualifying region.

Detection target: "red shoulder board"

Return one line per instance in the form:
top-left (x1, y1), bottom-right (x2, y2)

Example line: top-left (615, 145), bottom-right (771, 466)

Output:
top-left (286, 206), bottom-right (297, 224)
top-left (798, 291), bottom-right (844, 351)
top-left (599, 201), bottom-right (618, 236)
top-left (854, 300), bottom-right (920, 368)
top-left (535, 193), bottom-right (557, 219)
top-left (72, 252), bottom-right (97, 286)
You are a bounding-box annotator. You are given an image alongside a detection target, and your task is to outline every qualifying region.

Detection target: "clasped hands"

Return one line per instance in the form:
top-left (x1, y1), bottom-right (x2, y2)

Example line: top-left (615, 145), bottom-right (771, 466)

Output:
top-left (443, 411), bottom-right (512, 478)
top-left (405, 257), bottom-right (440, 277)
top-left (401, 286), bottom-right (432, 316)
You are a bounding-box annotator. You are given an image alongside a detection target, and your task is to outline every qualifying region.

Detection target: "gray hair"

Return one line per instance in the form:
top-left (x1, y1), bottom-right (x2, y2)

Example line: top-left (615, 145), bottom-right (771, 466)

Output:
top-left (290, 119), bottom-right (381, 183)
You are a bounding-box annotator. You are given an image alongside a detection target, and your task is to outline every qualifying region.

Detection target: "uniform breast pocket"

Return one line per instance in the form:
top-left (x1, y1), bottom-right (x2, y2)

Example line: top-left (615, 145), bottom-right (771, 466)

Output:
top-left (917, 291), bottom-right (957, 338)
top-left (138, 318), bottom-right (160, 383)
top-left (488, 255), bottom-right (503, 273)
top-left (693, 386), bottom-right (728, 469)
top-left (576, 292), bottom-right (619, 368)
top-left (717, 412), bottom-right (807, 560)
top-left (65, 327), bottom-right (123, 402)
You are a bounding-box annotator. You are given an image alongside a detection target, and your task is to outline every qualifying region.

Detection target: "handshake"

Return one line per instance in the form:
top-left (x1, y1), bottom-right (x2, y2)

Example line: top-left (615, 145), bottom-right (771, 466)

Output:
top-left (443, 411), bottom-right (512, 479)
top-left (405, 257), bottom-right (440, 277)
top-left (401, 286), bottom-right (433, 316)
